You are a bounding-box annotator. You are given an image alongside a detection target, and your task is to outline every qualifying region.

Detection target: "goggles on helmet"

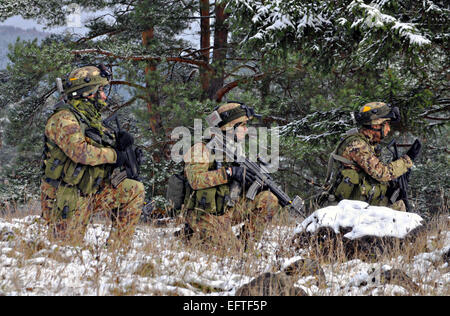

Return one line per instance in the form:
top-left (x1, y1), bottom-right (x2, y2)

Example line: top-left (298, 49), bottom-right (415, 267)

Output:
top-left (355, 103), bottom-right (401, 125)
top-left (382, 105), bottom-right (400, 123)
top-left (97, 64), bottom-right (112, 81)
top-left (216, 102), bottom-right (260, 127)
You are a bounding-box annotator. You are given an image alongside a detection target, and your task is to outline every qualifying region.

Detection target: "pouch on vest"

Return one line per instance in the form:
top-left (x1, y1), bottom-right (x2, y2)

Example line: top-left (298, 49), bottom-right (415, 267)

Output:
top-left (194, 187), bottom-right (217, 213)
top-left (79, 166), bottom-right (107, 195)
top-left (215, 184), bottom-right (230, 215)
top-left (359, 176), bottom-right (388, 205)
top-left (44, 144), bottom-right (69, 180)
top-left (62, 160), bottom-right (87, 185)
top-left (334, 169), bottom-right (359, 200)
top-left (54, 185), bottom-right (78, 219)
top-left (166, 173), bottom-right (186, 213)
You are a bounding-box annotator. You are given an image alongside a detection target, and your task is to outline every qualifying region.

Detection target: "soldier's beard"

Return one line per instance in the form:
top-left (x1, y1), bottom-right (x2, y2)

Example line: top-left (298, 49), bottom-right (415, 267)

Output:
top-left (361, 128), bottom-right (382, 144)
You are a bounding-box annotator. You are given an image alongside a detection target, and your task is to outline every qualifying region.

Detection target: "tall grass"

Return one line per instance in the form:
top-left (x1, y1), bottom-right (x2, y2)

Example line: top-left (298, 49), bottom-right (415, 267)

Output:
top-left (0, 200), bottom-right (448, 296)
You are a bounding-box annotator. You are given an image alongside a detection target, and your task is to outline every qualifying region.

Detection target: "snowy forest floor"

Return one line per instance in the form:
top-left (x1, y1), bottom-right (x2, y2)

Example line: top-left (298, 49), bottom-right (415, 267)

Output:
top-left (0, 200), bottom-right (449, 296)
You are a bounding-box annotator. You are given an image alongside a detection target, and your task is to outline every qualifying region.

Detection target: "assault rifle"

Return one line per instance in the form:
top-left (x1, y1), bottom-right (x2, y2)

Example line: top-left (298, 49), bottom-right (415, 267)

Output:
top-left (103, 113), bottom-right (142, 186)
top-left (205, 111), bottom-right (304, 217)
top-left (387, 139), bottom-right (411, 212)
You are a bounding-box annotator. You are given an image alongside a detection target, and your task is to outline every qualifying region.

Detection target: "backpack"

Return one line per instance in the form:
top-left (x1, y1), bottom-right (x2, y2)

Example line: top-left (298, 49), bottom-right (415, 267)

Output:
top-left (165, 172), bottom-right (186, 215)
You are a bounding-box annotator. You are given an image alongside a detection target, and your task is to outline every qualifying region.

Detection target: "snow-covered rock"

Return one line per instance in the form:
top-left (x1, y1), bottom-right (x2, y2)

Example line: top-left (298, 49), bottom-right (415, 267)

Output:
top-left (295, 200), bottom-right (424, 239)
top-left (292, 200), bottom-right (426, 260)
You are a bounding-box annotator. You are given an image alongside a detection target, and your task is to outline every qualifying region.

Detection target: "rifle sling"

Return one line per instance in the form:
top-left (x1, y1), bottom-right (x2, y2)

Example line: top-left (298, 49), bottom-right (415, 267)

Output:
top-left (330, 153), bottom-right (356, 166)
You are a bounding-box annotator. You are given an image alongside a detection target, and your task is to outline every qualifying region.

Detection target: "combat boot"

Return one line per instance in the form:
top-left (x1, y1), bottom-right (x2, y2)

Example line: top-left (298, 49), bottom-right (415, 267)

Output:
top-left (174, 222), bottom-right (194, 243)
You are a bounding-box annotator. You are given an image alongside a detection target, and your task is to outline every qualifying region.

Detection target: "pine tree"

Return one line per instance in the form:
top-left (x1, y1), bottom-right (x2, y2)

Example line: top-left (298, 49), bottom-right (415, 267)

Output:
top-left (0, 0), bottom-right (447, 214)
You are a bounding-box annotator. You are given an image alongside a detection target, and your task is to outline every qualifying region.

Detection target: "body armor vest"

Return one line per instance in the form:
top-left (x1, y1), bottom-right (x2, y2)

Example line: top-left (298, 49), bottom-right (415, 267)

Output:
top-left (42, 101), bottom-right (115, 219)
top-left (183, 144), bottom-right (236, 215)
top-left (329, 132), bottom-right (388, 206)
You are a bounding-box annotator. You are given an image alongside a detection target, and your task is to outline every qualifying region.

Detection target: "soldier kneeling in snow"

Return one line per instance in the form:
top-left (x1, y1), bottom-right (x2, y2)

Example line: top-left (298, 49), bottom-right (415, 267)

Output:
top-left (323, 102), bottom-right (421, 211)
top-left (181, 102), bottom-right (280, 250)
top-left (41, 65), bottom-right (144, 246)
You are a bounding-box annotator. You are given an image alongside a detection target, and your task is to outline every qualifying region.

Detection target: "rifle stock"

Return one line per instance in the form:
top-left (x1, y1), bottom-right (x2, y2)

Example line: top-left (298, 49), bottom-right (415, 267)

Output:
top-left (207, 135), bottom-right (305, 217)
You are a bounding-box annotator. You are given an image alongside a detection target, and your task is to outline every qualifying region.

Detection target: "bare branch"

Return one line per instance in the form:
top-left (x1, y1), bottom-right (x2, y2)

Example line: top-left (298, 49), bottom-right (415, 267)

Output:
top-left (111, 96), bottom-right (138, 111)
top-left (71, 48), bottom-right (213, 70)
top-left (110, 80), bottom-right (145, 90)
top-left (224, 64), bottom-right (259, 80)
top-left (214, 73), bottom-right (265, 102)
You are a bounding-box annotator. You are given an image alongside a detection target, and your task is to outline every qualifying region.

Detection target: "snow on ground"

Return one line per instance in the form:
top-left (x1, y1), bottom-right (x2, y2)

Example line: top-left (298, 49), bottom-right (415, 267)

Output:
top-left (0, 201), bottom-right (448, 296)
top-left (0, 215), bottom-right (270, 296)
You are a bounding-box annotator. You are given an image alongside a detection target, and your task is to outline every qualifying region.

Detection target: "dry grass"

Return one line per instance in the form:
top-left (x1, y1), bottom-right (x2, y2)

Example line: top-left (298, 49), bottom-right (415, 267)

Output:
top-left (0, 200), bottom-right (448, 296)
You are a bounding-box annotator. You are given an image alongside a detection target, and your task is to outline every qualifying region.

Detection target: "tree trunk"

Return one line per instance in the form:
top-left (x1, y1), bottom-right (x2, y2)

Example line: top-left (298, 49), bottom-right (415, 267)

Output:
top-left (142, 28), bottom-right (167, 162)
top-left (142, 28), bottom-right (162, 134)
top-left (199, 0), bottom-right (211, 100)
top-left (209, 1), bottom-right (229, 101)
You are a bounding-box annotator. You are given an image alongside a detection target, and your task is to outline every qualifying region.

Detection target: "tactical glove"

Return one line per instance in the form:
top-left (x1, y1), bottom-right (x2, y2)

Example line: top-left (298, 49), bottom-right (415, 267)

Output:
top-left (406, 139), bottom-right (422, 161)
top-left (231, 166), bottom-right (256, 185)
top-left (114, 149), bottom-right (127, 168)
top-left (116, 130), bottom-right (134, 151)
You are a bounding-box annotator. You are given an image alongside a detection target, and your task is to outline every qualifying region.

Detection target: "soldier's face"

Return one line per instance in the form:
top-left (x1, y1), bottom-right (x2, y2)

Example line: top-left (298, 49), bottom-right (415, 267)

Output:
top-left (383, 121), bottom-right (391, 137)
top-left (235, 123), bottom-right (248, 141)
top-left (369, 121), bottom-right (390, 142)
top-left (87, 87), bottom-right (107, 101)
top-left (96, 87), bottom-right (107, 101)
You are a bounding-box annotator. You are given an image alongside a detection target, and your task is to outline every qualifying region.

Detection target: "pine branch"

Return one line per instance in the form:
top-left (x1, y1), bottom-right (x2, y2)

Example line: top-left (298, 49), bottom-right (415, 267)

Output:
top-left (419, 103), bottom-right (450, 117)
top-left (70, 48), bottom-right (213, 70)
top-left (75, 29), bottom-right (125, 44)
top-left (422, 116), bottom-right (450, 121)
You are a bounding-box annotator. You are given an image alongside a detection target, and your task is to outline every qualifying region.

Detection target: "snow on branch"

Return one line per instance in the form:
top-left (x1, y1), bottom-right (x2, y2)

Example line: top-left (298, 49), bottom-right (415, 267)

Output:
top-left (349, 0), bottom-right (431, 46)
top-left (279, 108), bottom-right (354, 143)
top-left (230, 0), bottom-right (331, 48)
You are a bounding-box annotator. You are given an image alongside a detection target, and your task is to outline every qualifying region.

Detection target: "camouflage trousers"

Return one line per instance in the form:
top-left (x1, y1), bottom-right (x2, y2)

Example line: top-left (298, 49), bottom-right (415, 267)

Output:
top-left (184, 190), bottom-right (280, 248)
top-left (41, 178), bottom-right (145, 244)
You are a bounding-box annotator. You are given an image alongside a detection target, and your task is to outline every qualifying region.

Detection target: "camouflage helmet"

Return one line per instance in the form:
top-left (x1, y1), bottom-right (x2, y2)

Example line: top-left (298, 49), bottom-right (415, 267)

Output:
top-left (214, 102), bottom-right (259, 130)
top-left (354, 102), bottom-right (400, 126)
top-left (64, 65), bottom-right (111, 98)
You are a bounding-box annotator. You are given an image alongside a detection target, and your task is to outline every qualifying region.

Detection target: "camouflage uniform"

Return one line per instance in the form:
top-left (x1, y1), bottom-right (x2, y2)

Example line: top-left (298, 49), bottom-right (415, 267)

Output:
top-left (41, 66), bottom-right (144, 243)
top-left (329, 102), bottom-right (413, 211)
top-left (182, 103), bottom-right (280, 247)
